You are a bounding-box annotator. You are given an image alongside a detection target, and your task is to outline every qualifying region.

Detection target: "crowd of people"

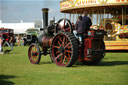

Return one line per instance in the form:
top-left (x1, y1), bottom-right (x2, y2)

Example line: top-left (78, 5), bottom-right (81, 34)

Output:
top-left (16, 36), bottom-right (25, 46)
top-left (0, 34), bottom-right (25, 54)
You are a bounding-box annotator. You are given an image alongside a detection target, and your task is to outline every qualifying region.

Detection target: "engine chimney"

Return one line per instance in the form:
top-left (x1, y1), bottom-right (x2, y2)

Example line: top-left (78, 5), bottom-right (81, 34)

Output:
top-left (42, 8), bottom-right (49, 28)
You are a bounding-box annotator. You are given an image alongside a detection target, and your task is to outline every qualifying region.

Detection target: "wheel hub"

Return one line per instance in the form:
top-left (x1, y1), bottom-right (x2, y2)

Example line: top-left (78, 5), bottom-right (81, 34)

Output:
top-left (59, 46), bottom-right (64, 53)
top-left (32, 52), bottom-right (38, 56)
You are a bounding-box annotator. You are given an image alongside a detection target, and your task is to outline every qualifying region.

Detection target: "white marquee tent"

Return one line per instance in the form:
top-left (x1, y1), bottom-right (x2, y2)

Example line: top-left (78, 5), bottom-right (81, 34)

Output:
top-left (0, 20), bottom-right (35, 34)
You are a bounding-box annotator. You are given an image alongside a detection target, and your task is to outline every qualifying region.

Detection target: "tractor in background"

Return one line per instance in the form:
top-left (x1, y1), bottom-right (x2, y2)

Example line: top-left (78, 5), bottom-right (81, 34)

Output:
top-left (23, 28), bottom-right (40, 45)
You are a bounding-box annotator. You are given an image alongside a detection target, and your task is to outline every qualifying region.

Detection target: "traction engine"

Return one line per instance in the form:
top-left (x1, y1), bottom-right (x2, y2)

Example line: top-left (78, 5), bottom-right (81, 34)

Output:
top-left (28, 8), bottom-right (106, 67)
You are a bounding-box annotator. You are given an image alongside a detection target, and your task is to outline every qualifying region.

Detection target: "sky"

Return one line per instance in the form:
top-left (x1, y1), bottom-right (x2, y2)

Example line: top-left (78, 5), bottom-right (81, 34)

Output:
top-left (0, 0), bottom-right (64, 23)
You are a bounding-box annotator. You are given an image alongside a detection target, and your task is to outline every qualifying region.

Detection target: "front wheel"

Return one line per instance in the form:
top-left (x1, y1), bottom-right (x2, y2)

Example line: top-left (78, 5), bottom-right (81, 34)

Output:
top-left (28, 43), bottom-right (41, 64)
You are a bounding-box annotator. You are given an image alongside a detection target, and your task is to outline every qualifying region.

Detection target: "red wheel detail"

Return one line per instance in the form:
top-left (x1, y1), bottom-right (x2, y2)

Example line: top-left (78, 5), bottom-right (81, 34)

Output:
top-left (28, 43), bottom-right (41, 64)
top-left (58, 36), bottom-right (63, 42)
top-left (64, 27), bottom-right (70, 32)
top-left (58, 41), bottom-right (61, 46)
top-left (52, 34), bottom-right (72, 66)
top-left (51, 32), bottom-right (78, 67)
top-left (62, 37), bottom-right (65, 46)
top-left (53, 45), bottom-right (60, 49)
top-left (56, 18), bottom-right (73, 33)
top-left (56, 51), bottom-right (60, 54)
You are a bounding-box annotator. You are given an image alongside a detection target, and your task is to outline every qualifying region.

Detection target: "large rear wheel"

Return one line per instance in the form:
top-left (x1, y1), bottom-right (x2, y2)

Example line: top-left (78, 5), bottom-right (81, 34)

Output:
top-left (28, 43), bottom-right (41, 64)
top-left (51, 32), bottom-right (78, 67)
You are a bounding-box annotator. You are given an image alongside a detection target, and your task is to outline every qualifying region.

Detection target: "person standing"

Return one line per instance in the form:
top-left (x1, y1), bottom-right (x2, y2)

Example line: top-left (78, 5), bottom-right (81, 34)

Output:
top-left (9, 35), bottom-right (14, 51)
top-left (17, 36), bottom-right (21, 46)
top-left (3, 35), bottom-right (11, 47)
top-left (82, 11), bottom-right (92, 33)
top-left (0, 33), bottom-right (3, 54)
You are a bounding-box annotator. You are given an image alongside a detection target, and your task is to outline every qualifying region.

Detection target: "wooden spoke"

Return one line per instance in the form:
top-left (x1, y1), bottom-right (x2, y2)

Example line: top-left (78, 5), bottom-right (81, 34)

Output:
top-left (67, 46), bottom-right (71, 49)
top-left (58, 41), bottom-right (61, 46)
top-left (65, 50), bottom-right (71, 53)
top-left (55, 53), bottom-right (63, 60)
top-left (63, 55), bottom-right (66, 63)
top-left (62, 37), bottom-right (66, 46)
top-left (65, 27), bottom-right (70, 31)
top-left (64, 42), bottom-right (71, 49)
top-left (56, 51), bottom-right (60, 54)
top-left (60, 54), bottom-right (64, 63)
top-left (35, 47), bottom-right (37, 52)
top-left (53, 45), bottom-right (60, 49)
top-left (65, 37), bottom-right (68, 44)
top-left (68, 53), bottom-right (71, 58)
top-left (58, 36), bottom-right (63, 42)
top-left (65, 55), bottom-right (70, 62)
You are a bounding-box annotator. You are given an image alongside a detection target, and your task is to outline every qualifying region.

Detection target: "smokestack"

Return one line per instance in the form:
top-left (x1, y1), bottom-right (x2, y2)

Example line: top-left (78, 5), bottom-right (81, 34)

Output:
top-left (42, 8), bottom-right (49, 28)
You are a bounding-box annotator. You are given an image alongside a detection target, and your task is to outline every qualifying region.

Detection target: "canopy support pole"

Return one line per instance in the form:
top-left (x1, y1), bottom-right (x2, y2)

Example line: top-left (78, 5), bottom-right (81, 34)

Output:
top-left (69, 14), bottom-right (71, 21)
top-left (100, 11), bottom-right (102, 25)
top-left (72, 14), bottom-right (74, 23)
top-left (122, 7), bottom-right (124, 25)
top-left (104, 8), bottom-right (106, 30)
top-left (64, 13), bottom-right (66, 19)
top-left (97, 11), bottom-right (99, 25)
top-left (91, 11), bottom-right (93, 25)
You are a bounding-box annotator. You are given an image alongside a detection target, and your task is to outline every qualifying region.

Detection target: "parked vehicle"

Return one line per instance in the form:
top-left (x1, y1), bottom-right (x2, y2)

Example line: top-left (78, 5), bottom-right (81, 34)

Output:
top-left (23, 28), bottom-right (39, 45)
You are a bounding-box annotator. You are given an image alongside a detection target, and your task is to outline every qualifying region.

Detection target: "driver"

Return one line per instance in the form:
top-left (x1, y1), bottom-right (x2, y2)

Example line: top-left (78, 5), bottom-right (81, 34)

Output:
top-left (82, 11), bottom-right (92, 33)
top-left (74, 11), bottom-right (92, 44)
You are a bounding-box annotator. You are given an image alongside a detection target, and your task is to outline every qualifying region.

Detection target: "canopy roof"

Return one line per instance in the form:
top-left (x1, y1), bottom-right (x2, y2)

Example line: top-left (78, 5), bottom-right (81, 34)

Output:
top-left (60, 0), bottom-right (128, 14)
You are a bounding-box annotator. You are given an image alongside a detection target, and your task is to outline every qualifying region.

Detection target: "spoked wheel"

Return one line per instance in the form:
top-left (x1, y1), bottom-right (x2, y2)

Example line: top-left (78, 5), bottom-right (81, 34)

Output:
top-left (51, 32), bottom-right (78, 67)
top-left (28, 43), bottom-right (41, 64)
top-left (55, 18), bottom-right (73, 33)
top-left (83, 40), bottom-right (105, 65)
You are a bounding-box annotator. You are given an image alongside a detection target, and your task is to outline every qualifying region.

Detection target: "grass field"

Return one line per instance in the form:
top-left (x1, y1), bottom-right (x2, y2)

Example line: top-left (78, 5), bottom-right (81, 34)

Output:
top-left (0, 46), bottom-right (128, 85)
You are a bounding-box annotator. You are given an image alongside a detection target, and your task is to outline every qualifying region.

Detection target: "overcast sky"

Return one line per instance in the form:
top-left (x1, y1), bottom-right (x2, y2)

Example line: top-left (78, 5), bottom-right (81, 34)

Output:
top-left (0, 0), bottom-right (64, 23)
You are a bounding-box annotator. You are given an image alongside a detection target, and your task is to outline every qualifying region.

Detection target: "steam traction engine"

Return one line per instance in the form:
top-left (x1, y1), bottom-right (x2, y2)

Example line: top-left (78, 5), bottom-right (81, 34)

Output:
top-left (28, 8), bottom-right (106, 67)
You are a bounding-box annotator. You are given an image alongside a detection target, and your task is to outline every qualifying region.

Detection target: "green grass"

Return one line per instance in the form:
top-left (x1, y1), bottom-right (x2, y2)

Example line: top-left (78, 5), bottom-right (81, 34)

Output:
top-left (0, 46), bottom-right (128, 85)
